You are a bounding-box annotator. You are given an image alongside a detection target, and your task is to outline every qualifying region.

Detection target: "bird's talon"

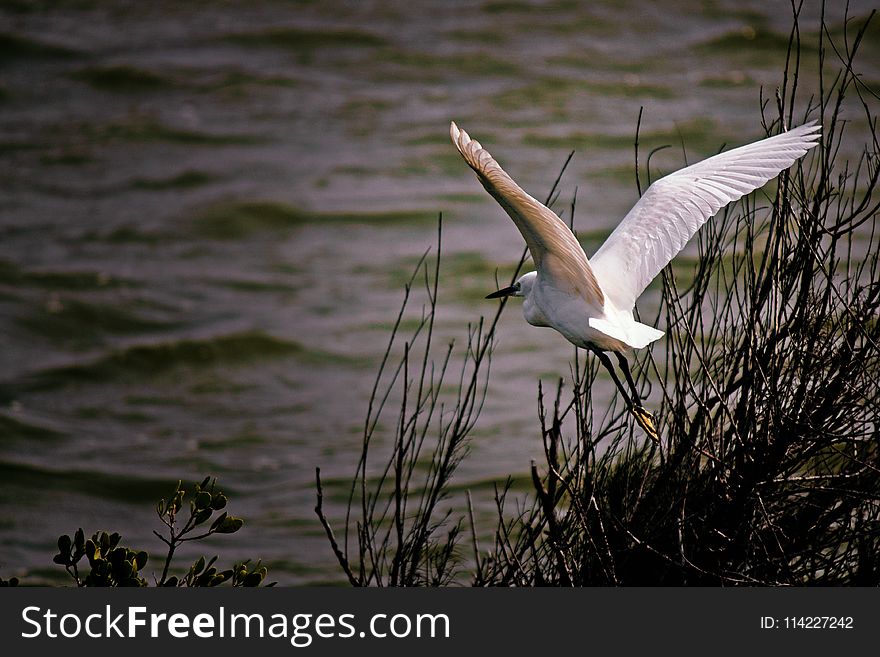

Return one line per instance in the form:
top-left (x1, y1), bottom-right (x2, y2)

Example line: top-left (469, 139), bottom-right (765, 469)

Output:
top-left (631, 405), bottom-right (660, 443)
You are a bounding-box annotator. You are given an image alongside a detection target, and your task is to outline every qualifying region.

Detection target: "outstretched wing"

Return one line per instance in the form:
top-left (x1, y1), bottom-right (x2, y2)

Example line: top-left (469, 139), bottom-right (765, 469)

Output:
top-left (590, 121), bottom-right (821, 310)
top-left (450, 121), bottom-right (604, 304)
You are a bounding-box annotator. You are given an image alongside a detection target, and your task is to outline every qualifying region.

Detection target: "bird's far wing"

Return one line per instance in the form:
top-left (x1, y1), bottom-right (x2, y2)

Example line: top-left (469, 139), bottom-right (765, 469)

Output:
top-left (450, 121), bottom-right (604, 303)
top-left (590, 121), bottom-right (821, 311)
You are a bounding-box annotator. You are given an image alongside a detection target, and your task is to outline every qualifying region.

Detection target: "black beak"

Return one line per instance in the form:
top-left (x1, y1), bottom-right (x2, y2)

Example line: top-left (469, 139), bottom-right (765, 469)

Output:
top-left (486, 285), bottom-right (517, 299)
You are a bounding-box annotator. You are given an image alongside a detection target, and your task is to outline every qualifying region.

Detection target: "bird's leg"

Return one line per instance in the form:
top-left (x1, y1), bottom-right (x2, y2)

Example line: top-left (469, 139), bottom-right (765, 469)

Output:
top-left (590, 347), bottom-right (659, 443)
top-left (614, 352), bottom-right (659, 442)
top-left (615, 352), bottom-right (642, 407)
top-left (589, 347), bottom-right (633, 407)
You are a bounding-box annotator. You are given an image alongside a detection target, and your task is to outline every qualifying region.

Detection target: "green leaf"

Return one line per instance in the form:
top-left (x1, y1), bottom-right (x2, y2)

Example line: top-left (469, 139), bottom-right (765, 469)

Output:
top-left (169, 487), bottom-right (184, 513)
top-left (134, 551), bottom-right (148, 570)
top-left (242, 572), bottom-right (263, 587)
top-left (193, 509), bottom-right (212, 526)
top-left (195, 491), bottom-right (212, 509)
top-left (210, 494), bottom-right (228, 510)
top-left (84, 539), bottom-right (98, 564)
top-left (57, 534), bottom-right (72, 555)
top-left (74, 528), bottom-right (85, 551)
top-left (209, 511), bottom-right (228, 532)
top-left (108, 547), bottom-right (127, 566)
top-left (214, 516), bottom-right (244, 534)
top-left (192, 556), bottom-right (206, 575)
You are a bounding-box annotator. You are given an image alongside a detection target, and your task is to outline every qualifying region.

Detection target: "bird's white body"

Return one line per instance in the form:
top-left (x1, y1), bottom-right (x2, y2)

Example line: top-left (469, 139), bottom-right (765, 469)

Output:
top-left (519, 270), bottom-right (656, 352)
top-left (451, 120), bottom-right (820, 355)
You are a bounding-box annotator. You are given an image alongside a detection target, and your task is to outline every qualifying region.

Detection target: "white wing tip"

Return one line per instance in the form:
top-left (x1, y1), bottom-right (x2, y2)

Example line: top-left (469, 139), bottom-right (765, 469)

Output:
top-left (450, 120), bottom-right (471, 154)
top-left (449, 121), bottom-right (486, 162)
top-left (788, 120), bottom-right (822, 143)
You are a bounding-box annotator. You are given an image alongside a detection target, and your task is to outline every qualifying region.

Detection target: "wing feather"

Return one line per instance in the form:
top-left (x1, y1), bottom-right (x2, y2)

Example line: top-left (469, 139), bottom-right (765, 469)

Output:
top-left (590, 121), bottom-right (820, 310)
top-left (450, 121), bottom-right (604, 304)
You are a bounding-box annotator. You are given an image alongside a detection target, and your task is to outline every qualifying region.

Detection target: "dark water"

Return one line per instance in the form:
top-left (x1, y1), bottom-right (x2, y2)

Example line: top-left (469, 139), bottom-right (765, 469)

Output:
top-left (1, 0), bottom-right (876, 584)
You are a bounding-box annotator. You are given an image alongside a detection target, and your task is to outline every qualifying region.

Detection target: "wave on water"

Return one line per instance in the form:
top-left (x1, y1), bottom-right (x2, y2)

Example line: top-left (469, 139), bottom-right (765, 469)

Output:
top-left (4, 331), bottom-right (310, 395)
top-left (0, 459), bottom-right (186, 504)
top-left (0, 413), bottom-right (64, 442)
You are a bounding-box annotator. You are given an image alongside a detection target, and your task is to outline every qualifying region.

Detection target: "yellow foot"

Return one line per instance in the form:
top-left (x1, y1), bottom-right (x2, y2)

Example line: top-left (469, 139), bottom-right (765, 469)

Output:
top-left (631, 405), bottom-right (660, 443)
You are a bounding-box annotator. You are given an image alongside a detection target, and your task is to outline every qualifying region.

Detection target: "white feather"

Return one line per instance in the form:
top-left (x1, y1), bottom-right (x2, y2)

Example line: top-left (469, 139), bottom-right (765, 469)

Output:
top-left (590, 121), bottom-right (821, 312)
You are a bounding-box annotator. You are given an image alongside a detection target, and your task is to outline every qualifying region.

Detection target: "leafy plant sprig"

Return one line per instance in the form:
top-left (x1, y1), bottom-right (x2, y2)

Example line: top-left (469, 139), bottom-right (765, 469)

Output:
top-left (154, 476), bottom-right (244, 586)
top-left (49, 477), bottom-right (271, 587)
top-left (53, 529), bottom-right (148, 587)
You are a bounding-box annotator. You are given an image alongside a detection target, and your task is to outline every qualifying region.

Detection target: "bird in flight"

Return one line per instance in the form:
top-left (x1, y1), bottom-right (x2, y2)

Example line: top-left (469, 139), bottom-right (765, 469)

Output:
top-left (450, 119), bottom-right (820, 441)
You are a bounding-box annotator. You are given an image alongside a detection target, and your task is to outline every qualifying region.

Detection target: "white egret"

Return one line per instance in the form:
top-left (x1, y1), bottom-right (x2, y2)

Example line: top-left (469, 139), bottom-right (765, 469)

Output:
top-left (450, 119), bottom-right (820, 440)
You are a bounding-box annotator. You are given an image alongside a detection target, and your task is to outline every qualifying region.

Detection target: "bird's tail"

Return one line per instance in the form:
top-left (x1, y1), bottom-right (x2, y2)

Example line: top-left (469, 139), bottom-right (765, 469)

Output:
top-left (589, 317), bottom-right (665, 350)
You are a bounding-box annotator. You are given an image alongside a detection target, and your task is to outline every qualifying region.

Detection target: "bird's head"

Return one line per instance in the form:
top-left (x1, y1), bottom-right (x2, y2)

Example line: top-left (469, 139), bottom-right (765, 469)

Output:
top-left (486, 271), bottom-right (536, 300)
